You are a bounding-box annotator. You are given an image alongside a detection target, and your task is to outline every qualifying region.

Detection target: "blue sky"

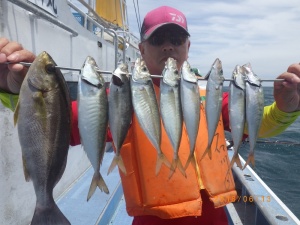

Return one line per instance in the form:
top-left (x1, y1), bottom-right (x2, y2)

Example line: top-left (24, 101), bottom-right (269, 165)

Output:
top-left (125, 0), bottom-right (300, 83)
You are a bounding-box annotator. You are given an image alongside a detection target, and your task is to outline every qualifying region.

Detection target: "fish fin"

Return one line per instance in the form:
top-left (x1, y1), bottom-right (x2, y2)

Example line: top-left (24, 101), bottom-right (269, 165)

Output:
top-left (31, 201), bottom-right (70, 225)
top-left (22, 155), bottom-right (31, 182)
top-left (155, 153), bottom-right (171, 176)
top-left (230, 153), bottom-right (243, 170)
top-left (184, 154), bottom-right (197, 171)
top-left (87, 172), bottom-right (109, 201)
top-left (107, 154), bottom-right (127, 175)
top-left (177, 158), bottom-right (187, 178)
top-left (169, 158), bottom-right (187, 179)
top-left (200, 146), bottom-right (212, 161)
top-left (242, 152), bottom-right (255, 170)
top-left (13, 100), bottom-right (20, 126)
top-left (33, 92), bottom-right (48, 130)
top-left (97, 173), bottom-right (109, 194)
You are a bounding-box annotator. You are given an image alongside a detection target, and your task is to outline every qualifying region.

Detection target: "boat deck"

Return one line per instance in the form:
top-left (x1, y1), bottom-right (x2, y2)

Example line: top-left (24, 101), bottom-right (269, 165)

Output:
top-left (57, 147), bottom-right (300, 225)
top-left (57, 149), bottom-right (133, 225)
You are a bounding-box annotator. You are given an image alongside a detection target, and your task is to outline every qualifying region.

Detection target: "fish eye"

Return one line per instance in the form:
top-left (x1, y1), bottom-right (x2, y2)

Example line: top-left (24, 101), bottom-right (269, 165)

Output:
top-left (45, 64), bottom-right (56, 74)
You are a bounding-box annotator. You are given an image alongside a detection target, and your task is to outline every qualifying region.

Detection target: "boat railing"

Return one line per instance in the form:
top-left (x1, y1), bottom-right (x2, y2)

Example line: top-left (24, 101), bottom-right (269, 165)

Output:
top-left (7, 0), bottom-right (78, 37)
top-left (6, 0), bottom-right (139, 68)
top-left (67, 0), bottom-right (139, 67)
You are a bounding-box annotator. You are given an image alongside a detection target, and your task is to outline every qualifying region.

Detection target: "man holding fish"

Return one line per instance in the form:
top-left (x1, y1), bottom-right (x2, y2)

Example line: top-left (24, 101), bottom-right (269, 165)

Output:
top-left (1, 5), bottom-right (300, 225)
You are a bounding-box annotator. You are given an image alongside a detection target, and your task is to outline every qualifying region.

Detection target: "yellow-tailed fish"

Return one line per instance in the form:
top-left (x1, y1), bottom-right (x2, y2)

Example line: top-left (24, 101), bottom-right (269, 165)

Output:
top-left (243, 63), bottom-right (264, 169)
top-left (181, 61), bottom-right (201, 171)
top-left (160, 58), bottom-right (185, 178)
top-left (229, 65), bottom-right (246, 169)
top-left (130, 58), bottom-right (171, 175)
top-left (78, 56), bottom-right (109, 201)
top-left (107, 63), bottom-right (132, 175)
top-left (201, 58), bottom-right (224, 160)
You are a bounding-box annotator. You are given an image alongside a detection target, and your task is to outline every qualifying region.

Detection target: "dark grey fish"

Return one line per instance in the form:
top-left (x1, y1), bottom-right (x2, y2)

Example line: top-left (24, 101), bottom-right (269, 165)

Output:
top-left (14, 51), bottom-right (71, 225)
top-left (108, 63), bottom-right (132, 175)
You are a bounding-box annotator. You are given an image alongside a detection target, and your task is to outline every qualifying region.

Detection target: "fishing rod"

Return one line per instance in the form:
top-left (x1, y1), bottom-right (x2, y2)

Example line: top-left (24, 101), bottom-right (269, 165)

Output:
top-left (226, 138), bottom-right (300, 146)
top-left (2, 62), bottom-right (285, 82)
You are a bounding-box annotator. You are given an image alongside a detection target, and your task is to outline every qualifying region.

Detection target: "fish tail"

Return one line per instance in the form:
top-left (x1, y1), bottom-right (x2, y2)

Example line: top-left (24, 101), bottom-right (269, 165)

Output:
top-left (200, 146), bottom-right (212, 161)
top-left (155, 153), bottom-right (172, 176)
top-left (107, 154), bottom-right (127, 175)
top-left (97, 172), bottom-right (109, 194)
top-left (242, 152), bottom-right (255, 170)
top-left (87, 171), bottom-right (109, 201)
top-left (169, 158), bottom-right (187, 179)
top-left (230, 153), bottom-right (243, 170)
top-left (184, 154), bottom-right (197, 171)
top-left (31, 201), bottom-right (70, 225)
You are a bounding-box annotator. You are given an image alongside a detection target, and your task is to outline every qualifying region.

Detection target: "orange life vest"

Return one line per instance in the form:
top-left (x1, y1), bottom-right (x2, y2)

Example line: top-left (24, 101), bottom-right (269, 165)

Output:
top-left (118, 85), bottom-right (237, 219)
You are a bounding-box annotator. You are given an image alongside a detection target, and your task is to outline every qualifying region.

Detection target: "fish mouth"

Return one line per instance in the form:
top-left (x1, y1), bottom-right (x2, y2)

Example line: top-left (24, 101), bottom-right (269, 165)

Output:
top-left (161, 56), bottom-right (177, 63)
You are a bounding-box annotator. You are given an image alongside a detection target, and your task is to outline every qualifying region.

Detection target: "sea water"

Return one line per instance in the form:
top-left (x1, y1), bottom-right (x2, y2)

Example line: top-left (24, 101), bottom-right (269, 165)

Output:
top-left (224, 86), bottom-right (300, 218)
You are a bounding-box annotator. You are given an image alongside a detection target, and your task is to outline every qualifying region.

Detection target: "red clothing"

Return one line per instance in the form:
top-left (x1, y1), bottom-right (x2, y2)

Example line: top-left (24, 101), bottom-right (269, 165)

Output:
top-left (69, 94), bottom-right (234, 225)
top-left (222, 92), bottom-right (230, 133)
top-left (132, 191), bottom-right (228, 225)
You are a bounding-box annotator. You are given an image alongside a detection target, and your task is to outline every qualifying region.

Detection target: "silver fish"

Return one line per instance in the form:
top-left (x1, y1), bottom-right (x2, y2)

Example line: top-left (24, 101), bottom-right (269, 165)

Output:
top-left (78, 56), bottom-right (109, 200)
top-left (229, 65), bottom-right (246, 169)
top-left (14, 51), bottom-right (71, 225)
top-left (160, 58), bottom-right (185, 178)
top-left (107, 63), bottom-right (132, 175)
top-left (181, 61), bottom-right (201, 171)
top-left (201, 58), bottom-right (224, 160)
top-left (130, 58), bottom-right (171, 175)
top-left (243, 63), bottom-right (264, 169)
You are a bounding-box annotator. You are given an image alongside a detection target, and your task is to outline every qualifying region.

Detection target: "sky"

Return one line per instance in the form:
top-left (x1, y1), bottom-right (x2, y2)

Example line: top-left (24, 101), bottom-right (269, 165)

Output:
top-left (124, 0), bottom-right (300, 84)
top-left (72, 0), bottom-right (300, 85)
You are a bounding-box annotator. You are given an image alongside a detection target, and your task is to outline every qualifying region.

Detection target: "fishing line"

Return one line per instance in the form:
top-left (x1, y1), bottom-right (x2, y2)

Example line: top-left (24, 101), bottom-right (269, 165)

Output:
top-left (136, 0), bottom-right (141, 32)
top-left (132, 0), bottom-right (141, 32)
top-left (228, 139), bottom-right (300, 146)
top-left (244, 140), bottom-right (300, 146)
top-left (1, 62), bottom-right (285, 82)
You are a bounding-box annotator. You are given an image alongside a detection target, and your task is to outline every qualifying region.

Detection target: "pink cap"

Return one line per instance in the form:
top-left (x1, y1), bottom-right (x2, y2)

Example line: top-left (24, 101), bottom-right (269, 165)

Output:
top-left (140, 6), bottom-right (189, 40)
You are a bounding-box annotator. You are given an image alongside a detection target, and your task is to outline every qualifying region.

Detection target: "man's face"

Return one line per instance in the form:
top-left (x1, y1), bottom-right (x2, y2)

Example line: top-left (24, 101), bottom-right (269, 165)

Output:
top-left (139, 25), bottom-right (190, 77)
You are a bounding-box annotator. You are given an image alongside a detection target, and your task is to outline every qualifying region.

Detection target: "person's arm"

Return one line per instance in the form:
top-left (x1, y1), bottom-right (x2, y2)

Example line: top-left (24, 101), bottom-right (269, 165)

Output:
top-left (222, 92), bottom-right (300, 138)
top-left (256, 63), bottom-right (300, 137)
top-left (256, 102), bottom-right (300, 138)
top-left (0, 90), bottom-right (19, 111)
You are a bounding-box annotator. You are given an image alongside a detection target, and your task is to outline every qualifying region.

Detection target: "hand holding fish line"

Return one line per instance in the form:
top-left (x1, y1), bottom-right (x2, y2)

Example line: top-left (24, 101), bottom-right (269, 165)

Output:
top-left (0, 38), bottom-right (35, 94)
top-left (274, 63), bottom-right (300, 113)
